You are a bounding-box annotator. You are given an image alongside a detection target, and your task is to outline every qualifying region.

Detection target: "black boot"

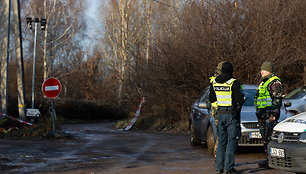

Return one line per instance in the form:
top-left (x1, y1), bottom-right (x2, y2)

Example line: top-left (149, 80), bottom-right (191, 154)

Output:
top-left (224, 168), bottom-right (241, 174)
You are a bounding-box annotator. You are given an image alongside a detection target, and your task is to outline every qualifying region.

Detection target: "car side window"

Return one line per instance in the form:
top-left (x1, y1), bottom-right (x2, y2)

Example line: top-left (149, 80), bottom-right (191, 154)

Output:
top-left (199, 87), bottom-right (210, 103)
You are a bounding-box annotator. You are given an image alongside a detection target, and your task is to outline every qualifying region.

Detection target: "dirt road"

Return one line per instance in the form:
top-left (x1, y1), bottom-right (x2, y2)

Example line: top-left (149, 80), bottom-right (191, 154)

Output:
top-left (0, 123), bottom-right (292, 174)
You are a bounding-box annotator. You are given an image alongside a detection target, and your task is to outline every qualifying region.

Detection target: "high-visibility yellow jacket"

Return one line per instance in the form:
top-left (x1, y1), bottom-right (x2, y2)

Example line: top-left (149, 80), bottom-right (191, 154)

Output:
top-left (255, 76), bottom-right (281, 109)
top-left (212, 78), bottom-right (236, 107)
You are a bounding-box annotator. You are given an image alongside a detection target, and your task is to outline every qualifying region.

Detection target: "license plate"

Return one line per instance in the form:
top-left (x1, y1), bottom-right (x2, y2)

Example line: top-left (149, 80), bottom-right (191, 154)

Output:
top-left (270, 147), bottom-right (285, 158)
top-left (249, 132), bottom-right (262, 138)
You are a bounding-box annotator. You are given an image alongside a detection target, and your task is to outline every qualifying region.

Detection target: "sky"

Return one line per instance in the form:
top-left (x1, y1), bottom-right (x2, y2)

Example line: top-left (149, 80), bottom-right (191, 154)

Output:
top-left (86, 0), bottom-right (103, 29)
top-left (84, 0), bottom-right (104, 52)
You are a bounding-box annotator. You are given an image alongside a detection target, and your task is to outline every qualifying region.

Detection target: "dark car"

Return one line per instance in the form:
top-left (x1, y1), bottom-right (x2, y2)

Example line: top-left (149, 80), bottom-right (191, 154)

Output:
top-left (189, 85), bottom-right (293, 155)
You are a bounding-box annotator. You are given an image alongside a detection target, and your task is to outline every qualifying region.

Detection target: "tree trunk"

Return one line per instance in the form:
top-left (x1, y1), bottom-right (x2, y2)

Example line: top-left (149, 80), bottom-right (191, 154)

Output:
top-left (118, 0), bottom-right (129, 102)
top-left (145, 0), bottom-right (151, 64)
top-left (43, 0), bottom-right (49, 81)
top-left (0, 0), bottom-right (11, 115)
top-left (13, 0), bottom-right (26, 120)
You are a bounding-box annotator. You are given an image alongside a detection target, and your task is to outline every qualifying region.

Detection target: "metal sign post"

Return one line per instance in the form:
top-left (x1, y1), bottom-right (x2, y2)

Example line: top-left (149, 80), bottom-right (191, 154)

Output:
top-left (42, 78), bottom-right (62, 131)
top-left (31, 21), bottom-right (38, 109)
top-left (26, 17), bottom-right (46, 109)
top-left (50, 99), bottom-right (56, 131)
top-left (26, 17), bottom-right (46, 122)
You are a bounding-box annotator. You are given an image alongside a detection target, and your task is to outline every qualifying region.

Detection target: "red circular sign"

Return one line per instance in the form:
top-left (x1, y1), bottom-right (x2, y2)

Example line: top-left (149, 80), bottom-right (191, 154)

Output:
top-left (42, 78), bottom-right (62, 98)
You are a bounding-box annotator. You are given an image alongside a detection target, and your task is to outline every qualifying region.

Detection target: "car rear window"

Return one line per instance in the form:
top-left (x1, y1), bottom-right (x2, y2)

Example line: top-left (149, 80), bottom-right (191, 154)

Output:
top-left (243, 89), bottom-right (256, 106)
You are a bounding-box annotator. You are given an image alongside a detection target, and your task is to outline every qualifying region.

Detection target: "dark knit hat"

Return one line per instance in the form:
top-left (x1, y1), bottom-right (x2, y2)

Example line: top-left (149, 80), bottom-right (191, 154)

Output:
top-left (261, 61), bottom-right (274, 73)
top-left (221, 62), bottom-right (233, 74)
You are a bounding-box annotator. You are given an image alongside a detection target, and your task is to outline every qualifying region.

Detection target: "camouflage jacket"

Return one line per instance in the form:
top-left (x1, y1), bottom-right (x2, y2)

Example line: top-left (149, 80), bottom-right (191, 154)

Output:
top-left (255, 74), bottom-right (283, 111)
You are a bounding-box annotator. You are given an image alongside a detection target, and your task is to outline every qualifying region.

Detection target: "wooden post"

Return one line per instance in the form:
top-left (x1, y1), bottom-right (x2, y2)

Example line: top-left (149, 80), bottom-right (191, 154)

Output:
top-left (0, 0), bottom-right (11, 115)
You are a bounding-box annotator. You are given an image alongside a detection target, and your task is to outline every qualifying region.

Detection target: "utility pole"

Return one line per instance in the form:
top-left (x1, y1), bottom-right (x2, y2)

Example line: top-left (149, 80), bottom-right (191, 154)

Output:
top-left (0, 0), bottom-right (11, 116)
top-left (31, 19), bottom-right (38, 109)
top-left (26, 17), bottom-right (46, 109)
top-left (13, 0), bottom-right (27, 120)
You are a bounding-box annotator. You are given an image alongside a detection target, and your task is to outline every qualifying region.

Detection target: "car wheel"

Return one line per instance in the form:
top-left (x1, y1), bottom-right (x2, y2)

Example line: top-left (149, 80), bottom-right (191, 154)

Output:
top-left (207, 126), bottom-right (216, 156)
top-left (190, 122), bottom-right (201, 146)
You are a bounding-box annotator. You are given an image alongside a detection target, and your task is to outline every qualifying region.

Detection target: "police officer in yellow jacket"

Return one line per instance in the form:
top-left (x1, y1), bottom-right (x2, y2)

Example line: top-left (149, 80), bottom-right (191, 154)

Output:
top-left (209, 62), bottom-right (245, 174)
top-left (255, 62), bottom-right (283, 168)
top-left (210, 61), bottom-right (226, 125)
top-left (209, 61), bottom-right (225, 157)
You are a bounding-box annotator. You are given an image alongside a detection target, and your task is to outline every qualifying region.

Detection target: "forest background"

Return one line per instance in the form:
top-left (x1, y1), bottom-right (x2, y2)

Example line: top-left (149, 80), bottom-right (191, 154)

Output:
top-left (0, 0), bottom-right (305, 131)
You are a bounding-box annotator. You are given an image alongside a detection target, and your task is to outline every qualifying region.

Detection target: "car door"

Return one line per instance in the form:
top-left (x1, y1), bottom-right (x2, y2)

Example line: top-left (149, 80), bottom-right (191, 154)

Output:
top-left (191, 88), bottom-right (209, 139)
top-left (193, 87), bottom-right (211, 140)
top-left (190, 99), bottom-right (202, 138)
top-left (198, 88), bottom-right (211, 140)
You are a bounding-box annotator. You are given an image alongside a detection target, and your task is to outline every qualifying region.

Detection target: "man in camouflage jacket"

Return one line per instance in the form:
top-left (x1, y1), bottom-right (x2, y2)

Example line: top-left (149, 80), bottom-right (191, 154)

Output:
top-left (254, 61), bottom-right (283, 168)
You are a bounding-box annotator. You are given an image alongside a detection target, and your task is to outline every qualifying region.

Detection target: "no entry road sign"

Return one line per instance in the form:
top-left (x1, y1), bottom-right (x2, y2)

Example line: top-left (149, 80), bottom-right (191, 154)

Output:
top-left (42, 78), bottom-right (62, 98)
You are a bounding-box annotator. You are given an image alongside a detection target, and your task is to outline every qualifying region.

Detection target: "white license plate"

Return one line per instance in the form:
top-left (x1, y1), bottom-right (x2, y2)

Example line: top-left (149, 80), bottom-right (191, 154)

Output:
top-left (249, 132), bottom-right (262, 138)
top-left (270, 147), bottom-right (285, 158)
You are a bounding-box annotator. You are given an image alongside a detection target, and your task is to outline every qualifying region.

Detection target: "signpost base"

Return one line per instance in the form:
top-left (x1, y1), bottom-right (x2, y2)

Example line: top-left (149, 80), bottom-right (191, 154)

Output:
top-left (50, 99), bottom-right (56, 131)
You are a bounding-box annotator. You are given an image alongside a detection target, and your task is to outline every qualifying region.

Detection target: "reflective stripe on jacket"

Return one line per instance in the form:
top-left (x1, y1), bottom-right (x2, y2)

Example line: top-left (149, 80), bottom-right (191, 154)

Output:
top-left (213, 78), bottom-right (236, 106)
top-left (256, 75), bottom-right (280, 109)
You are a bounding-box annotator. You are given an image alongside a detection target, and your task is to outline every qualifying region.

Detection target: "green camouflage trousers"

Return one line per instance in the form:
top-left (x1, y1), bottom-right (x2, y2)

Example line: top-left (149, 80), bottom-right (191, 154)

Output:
top-left (258, 117), bottom-right (277, 159)
top-left (212, 106), bottom-right (218, 126)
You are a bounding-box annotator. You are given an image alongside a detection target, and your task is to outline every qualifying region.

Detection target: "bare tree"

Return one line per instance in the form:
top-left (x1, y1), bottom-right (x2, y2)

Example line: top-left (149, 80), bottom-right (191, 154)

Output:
top-left (23, 0), bottom-right (86, 81)
top-left (101, 0), bottom-right (154, 103)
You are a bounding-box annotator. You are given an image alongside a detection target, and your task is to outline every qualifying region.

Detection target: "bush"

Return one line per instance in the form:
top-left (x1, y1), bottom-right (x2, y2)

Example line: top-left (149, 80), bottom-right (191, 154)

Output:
top-left (49, 98), bottom-right (127, 121)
